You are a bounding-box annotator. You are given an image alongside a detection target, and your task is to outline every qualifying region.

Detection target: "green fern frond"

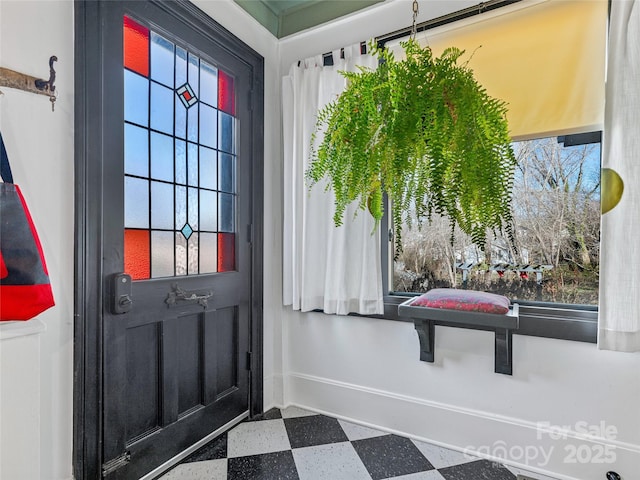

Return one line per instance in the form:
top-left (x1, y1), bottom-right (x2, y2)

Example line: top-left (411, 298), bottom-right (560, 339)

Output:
top-left (306, 39), bottom-right (517, 253)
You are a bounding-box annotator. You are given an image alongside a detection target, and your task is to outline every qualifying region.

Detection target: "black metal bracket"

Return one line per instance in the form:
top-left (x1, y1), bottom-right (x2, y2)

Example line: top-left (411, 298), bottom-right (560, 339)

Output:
top-left (494, 328), bottom-right (513, 374)
top-left (414, 319), bottom-right (435, 362)
top-left (400, 300), bottom-right (519, 375)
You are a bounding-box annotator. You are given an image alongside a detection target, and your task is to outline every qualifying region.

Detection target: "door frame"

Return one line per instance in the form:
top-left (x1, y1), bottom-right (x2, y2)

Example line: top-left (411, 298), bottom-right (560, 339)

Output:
top-left (72, 1), bottom-right (264, 478)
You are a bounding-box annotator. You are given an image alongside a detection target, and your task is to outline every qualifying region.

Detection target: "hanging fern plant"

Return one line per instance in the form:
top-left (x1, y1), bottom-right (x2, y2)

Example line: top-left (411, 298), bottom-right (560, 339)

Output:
top-left (307, 39), bottom-right (517, 254)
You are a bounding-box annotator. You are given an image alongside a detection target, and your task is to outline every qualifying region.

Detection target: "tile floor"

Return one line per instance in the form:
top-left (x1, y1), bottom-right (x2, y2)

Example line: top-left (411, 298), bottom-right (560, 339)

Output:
top-left (159, 406), bottom-right (558, 480)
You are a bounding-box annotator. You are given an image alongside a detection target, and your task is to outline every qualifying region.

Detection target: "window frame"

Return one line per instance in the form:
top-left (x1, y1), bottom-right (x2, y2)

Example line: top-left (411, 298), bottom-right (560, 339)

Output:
top-left (379, 199), bottom-right (598, 343)
top-left (375, 2), bottom-right (600, 342)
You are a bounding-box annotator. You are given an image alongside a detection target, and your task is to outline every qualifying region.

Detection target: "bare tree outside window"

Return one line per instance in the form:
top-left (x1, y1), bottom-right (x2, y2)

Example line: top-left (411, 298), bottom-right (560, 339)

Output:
top-left (393, 135), bottom-right (601, 305)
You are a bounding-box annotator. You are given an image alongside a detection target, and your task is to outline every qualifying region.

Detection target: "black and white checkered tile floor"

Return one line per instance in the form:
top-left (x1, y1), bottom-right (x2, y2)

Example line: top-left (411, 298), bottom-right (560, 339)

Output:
top-left (159, 407), bottom-right (558, 480)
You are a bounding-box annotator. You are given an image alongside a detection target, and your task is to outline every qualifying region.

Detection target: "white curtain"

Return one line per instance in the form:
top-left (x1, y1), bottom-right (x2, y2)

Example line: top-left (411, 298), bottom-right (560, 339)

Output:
top-left (282, 44), bottom-right (384, 315)
top-left (599, 0), bottom-right (640, 351)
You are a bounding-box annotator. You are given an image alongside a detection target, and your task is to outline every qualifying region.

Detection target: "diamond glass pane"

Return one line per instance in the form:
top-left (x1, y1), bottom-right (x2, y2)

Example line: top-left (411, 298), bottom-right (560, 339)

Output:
top-left (123, 18), bottom-right (237, 278)
top-left (124, 229), bottom-right (150, 280)
top-left (124, 16), bottom-right (149, 77)
top-left (176, 83), bottom-right (197, 109)
top-left (181, 223), bottom-right (194, 240)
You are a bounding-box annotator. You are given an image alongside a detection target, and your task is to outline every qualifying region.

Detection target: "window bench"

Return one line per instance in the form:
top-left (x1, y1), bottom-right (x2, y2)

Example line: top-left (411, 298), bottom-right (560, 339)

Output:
top-left (398, 298), bottom-right (519, 375)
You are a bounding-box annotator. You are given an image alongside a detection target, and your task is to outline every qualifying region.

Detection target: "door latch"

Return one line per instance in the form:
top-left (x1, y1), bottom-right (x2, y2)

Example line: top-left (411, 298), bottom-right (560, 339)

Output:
top-left (110, 273), bottom-right (132, 314)
top-left (165, 283), bottom-right (212, 309)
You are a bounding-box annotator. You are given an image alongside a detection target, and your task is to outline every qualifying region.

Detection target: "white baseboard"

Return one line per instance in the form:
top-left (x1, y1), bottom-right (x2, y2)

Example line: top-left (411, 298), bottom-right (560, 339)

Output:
top-left (273, 373), bottom-right (284, 407)
top-left (287, 372), bottom-right (638, 480)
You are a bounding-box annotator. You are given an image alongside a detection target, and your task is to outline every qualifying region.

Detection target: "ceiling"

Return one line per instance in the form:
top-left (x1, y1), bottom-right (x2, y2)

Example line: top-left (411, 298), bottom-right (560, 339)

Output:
top-left (234, 0), bottom-right (385, 38)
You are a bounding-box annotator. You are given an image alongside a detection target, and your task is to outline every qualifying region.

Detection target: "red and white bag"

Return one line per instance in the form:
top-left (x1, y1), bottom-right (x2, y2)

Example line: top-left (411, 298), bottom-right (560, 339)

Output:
top-left (0, 133), bottom-right (55, 320)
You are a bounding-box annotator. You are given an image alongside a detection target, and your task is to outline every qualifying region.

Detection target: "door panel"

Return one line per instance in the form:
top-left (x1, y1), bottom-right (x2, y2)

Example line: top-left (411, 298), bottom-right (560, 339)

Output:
top-left (125, 323), bottom-right (161, 440)
top-left (98, 2), bottom-right (257, 478)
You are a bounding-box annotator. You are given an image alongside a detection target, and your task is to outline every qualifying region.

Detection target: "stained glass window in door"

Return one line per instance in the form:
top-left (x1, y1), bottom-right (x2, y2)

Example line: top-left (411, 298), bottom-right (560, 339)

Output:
top-left (123, 15), bottom-right (237, 280)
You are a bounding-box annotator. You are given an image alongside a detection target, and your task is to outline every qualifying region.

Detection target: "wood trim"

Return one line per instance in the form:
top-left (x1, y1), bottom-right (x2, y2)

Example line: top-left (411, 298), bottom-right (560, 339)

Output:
top-left (249, 62), bottom-right (265, 417)
top-left (73, 1), bottom-right (104, 478)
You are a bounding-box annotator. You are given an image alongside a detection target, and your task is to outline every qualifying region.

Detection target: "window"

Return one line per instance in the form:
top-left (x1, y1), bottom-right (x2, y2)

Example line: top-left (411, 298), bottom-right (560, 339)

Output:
top-left (377, 0), bottom-right (607, 341)
top-left (122, 16), bottom-right (238, 280)
top-left (393, 132), bottom-right (601, 307)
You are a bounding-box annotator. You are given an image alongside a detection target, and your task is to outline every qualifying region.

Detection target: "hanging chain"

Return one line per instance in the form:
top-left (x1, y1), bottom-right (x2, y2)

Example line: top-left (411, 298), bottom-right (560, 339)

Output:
top-left (411, 0), bottom-right (419, 40)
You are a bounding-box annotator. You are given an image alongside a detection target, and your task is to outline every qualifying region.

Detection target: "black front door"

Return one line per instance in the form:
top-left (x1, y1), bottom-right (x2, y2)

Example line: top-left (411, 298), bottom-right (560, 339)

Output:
top-left (76, 2), bottom-right (264, 478)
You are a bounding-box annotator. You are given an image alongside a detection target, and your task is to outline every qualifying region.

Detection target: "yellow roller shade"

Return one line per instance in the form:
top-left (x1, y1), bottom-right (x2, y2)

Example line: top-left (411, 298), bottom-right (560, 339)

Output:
top-left (387, 0), bottom-right (607, 139)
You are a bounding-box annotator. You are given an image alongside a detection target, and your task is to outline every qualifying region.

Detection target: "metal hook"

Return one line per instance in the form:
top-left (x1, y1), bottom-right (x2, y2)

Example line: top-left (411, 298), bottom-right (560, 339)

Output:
top-left (411, 0), bottom-right (420, 40)
top-left (34, 55), bottom-right (57, 94)
top-left (35, 56), bottom-right (57, 111)
top-left (0, 54), bottom-right (58, 112)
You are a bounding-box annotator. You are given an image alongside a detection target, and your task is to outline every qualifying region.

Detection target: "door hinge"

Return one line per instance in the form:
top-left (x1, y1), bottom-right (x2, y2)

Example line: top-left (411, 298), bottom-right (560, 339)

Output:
top-left (246, 351), bottom-right (252, 370)
top-left (248, 89), bottom-right (254, 111)
top-left (247, 224), bottom-right (253, 243)
top-left (102, 451), bottom-right (131, 477)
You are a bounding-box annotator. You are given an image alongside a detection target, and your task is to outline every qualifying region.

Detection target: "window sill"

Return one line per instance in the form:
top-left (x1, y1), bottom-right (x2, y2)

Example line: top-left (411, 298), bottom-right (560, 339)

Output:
top-left (376, 295), bottom-right (597, 344)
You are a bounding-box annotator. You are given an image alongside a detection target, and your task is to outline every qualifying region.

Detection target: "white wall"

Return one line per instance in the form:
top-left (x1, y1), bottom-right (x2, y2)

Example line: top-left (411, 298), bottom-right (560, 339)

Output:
top-left (279, 2), bottom-right (640, 480)
top-left (0, 2), bottom-right (75, 478)
top-left (0, 1), bottom-right (280, 479)
top-left (192, 0), bottom-right (284, 415)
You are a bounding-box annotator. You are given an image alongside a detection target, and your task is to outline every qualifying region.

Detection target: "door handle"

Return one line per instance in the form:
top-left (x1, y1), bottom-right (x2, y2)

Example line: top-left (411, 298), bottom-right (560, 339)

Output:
top-left (165, 284), bottom-right (212, 309)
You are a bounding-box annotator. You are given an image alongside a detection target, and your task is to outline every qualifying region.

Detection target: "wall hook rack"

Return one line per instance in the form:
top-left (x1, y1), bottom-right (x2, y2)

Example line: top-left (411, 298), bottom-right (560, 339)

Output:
top-left (0, 55), bottom-right (58, 111)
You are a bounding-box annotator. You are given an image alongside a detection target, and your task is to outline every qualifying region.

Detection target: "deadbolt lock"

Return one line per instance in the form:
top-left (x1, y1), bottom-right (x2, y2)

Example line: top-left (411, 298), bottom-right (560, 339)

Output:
top-left (111, 273), bottom-right (132, 314)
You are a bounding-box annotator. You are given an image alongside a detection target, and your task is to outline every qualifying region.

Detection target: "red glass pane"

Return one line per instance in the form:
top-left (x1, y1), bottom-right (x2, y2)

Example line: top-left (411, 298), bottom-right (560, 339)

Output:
top-left (125, 229), bottom-right (150, 280)
top-left (218, 70), bottom-right (235, 115)
top-left (124, 16), bottom-right (149, 77)
top-left (217, 233), bottom-right (235, 272)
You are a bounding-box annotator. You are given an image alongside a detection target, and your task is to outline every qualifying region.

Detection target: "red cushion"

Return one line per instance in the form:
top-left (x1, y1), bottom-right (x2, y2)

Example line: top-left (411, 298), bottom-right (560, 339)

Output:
top-left (410, 288), bottom-right (510, 314)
